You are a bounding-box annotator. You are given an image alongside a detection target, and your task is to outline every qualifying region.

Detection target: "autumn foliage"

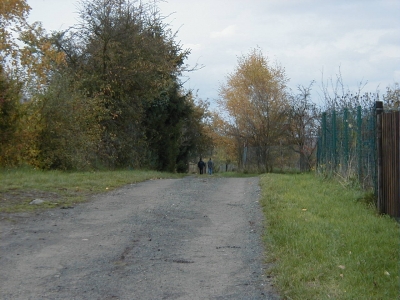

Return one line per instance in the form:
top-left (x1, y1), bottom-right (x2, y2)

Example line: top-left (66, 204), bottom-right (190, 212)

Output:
top-left (217, 48), bottom-right (291, 172)
top-left (0, 0), bottom-right (211, 171)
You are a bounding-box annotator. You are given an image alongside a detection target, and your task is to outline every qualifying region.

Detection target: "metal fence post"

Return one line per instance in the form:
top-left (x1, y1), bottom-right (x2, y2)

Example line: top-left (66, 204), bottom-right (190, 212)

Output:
top-left (357, 106), bottom-right (362, 181)
top-left (322, 112), bottom-right (327, 167)
top-left (332, 110), bottom-right (337, 172)
top-left (343, 108), bottom-right (349, 173)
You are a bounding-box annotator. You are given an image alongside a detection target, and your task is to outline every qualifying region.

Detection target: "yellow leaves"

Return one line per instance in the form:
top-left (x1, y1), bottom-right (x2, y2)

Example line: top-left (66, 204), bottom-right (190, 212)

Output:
top-left (218, 48), bottom-right (290, 158)
top-left (1, 0), bottom-right (65, 91)
top-left (0, 0), bottom-right (30, 22)
top-left (18, 26), bottom-right (66, 89)
top-left (0, 0), bottom-right (30, 62)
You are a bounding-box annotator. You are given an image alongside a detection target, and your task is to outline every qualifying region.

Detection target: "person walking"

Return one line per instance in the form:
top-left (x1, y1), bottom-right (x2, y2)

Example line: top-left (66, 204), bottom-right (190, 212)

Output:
top-left (198, 158), bottom-right (205, 174)
top-left (207, 158), bottom-right (214, 175)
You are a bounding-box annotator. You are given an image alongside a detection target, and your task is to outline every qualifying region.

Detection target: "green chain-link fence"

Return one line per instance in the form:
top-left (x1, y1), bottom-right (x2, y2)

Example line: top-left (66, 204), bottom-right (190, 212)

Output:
top-left (317, 105), bottom-right (377, 189)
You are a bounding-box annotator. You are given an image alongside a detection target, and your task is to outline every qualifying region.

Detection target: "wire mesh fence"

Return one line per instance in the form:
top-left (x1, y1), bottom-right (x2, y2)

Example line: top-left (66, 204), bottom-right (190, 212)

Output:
top-left (317, 105), bottom-right (377, 190)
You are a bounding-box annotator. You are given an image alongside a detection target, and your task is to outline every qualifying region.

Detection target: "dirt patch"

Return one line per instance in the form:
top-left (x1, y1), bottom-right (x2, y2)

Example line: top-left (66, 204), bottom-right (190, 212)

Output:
top-left (0, 176), bottom-right (279, 299)
top-left (0, 190), bottom-right (61, 208)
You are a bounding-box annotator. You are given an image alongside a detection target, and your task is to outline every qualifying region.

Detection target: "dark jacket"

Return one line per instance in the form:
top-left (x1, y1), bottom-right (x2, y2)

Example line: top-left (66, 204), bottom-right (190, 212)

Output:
top-left (198, 160), bottom-right (205, 168)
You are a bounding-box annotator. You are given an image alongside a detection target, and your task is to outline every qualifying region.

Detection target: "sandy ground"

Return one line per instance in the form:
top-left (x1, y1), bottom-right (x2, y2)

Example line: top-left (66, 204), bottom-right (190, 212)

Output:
top-left (0, 176), bottom-right (279, 299)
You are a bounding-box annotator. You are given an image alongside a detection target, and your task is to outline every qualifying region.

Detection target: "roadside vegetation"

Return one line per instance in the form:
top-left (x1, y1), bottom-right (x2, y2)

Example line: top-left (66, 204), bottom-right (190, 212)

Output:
top-left (0, 167), bottom-right (183, 213)
top-left (1, 0), bottom-right (210, 173)
top-left (260, 173), bottom-right (399, 300)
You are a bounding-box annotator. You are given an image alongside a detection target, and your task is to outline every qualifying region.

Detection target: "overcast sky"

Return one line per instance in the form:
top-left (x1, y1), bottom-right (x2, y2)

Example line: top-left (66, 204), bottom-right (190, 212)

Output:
top-left (28, 0), bottom-right (400, 106)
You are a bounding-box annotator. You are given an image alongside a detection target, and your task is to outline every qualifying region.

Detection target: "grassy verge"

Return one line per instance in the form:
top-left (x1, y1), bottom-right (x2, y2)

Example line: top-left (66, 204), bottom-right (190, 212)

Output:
top-left (212, 171), bottom-right (260, 178)
top-left (0, 168), bottom-right (184, 213)
top-left (260, 173), bottom-right (400, 300)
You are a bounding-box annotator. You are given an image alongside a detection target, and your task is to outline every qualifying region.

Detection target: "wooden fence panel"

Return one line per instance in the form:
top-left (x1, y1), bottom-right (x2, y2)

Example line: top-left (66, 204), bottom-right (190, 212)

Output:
top-left (379, 111), bottom-right (400, 218)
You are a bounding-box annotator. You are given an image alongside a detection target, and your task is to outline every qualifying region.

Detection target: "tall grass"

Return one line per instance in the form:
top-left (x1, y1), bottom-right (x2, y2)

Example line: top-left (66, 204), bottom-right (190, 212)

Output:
top-left (0, 167), bottom-right (183, 212)
top-left (260, 173), bottom-right (399, 300)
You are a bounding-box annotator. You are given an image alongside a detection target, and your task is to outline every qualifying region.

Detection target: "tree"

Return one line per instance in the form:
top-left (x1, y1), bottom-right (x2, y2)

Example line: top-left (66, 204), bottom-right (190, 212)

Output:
top-left (288, 82), bottom-right (320, 172)
top-left (383, 83), bottom-right (400, 109)
top-left (0, 0), bottom-right (30, 63)
top-left (1, 0), bottom-right (208, 171)
top-left (320, 67), bottom-right (375, 110)
top-left (54, 0), bottom-right (190, 168)
top-left (0, 2), bottom-right (31, 166)
top-left (0, 0), bottom-right (67, 167)
top-left (0, 66), bottom-right (22, 166)
top-left (1, 0), bottom-right (65, 91)
top-left (175, 95), bottom-right (212, 172)
top-left (218, 48), bottom-right (290, 172)
top-left (143, 82), bottom-right (192, 172)
top-left (33, 70), bottom-right (103, 170)
top-left (43, 0), bottom-right (210, 172)
top-left (207, 112), bottom-right (237, 167)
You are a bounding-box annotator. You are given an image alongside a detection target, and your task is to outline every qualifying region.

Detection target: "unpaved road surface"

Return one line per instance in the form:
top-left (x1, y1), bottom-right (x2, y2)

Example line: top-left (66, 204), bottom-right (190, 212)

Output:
top-left (0, 176), bottom-right (279, 299)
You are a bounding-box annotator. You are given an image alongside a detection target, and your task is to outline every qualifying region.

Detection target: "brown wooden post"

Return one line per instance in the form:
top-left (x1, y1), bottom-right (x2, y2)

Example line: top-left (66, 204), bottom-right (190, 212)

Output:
top-left (376, 101), bottom-right (383, 213)
top-left (397, 112), bottom-right (400, 218)
top-left (395, 112), bottom-right (400, 218)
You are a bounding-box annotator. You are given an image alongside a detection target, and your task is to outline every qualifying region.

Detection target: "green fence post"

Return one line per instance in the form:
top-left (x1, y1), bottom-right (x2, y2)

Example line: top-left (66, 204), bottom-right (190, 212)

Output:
top-left (322, 112), bottom-right (327, 167)
top-left (357, 106), bottom-right (362, 182)
top-left (343, 108), bottom-right (349, 173)
top-left (332, 109), bottom-right (337, 172)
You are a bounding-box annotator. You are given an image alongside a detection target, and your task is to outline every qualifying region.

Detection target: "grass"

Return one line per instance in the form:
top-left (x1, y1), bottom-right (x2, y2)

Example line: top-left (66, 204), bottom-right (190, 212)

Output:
top-left (212, 171), bottom-right (261, 178)
top-left (0, 167), bottom-right (184, 213)
top-left (260, 173), bottom-right (400, 300)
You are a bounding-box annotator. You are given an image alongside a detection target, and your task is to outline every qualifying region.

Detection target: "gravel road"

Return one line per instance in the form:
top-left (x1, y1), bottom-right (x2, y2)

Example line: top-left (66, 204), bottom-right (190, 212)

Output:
top-left (0, 176), bottom-right (279, 299)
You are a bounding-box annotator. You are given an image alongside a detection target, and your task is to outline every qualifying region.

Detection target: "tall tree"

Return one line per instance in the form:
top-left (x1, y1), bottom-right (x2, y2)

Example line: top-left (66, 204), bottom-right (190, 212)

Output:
top-left (0, 66), bottom-right (22, 166)
top-left (218, 48), bottom-right (290, 172)
top-left (55, 0), bottom-right (194, 170)
top-left (0, 0), bottom-right (65, 167)
top-left (0, 1), bottom-right (28, 164)
top-left (1, 0), bottom-right (64, 90)
top-left (143, 83), bottom-right (191, 172)
top-left (1, 0), bottom-right (208, 171)
top-left (288, 82), bottom-right (320, 172)
top-left (33, 69), bottom-right (103, 170)
top-left (177, 96), bottom-right (212, 172)
top-left (0, 0), bottom-right (30, 63)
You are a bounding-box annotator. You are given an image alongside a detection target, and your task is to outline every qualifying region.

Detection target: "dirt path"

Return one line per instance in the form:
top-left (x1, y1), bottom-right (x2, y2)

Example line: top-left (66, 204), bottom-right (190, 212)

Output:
top-left (0, 176), bottom-right (279, 299)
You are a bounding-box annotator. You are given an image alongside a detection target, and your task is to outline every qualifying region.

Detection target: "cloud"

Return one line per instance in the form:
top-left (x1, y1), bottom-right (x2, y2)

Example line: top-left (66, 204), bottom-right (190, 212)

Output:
top-left (210, 25), bottom-right (236, 39)
top-left (185, 43), bottom-right (203, 51)
top-left (27, 0), bottom-right (399, 105)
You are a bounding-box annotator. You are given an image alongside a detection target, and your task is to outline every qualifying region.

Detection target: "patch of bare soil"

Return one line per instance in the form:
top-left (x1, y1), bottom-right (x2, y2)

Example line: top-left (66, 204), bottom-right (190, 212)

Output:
top-left (0, 190), bottom-right (61, 209)
top-left (0, 176), bottom-right (279, 299)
